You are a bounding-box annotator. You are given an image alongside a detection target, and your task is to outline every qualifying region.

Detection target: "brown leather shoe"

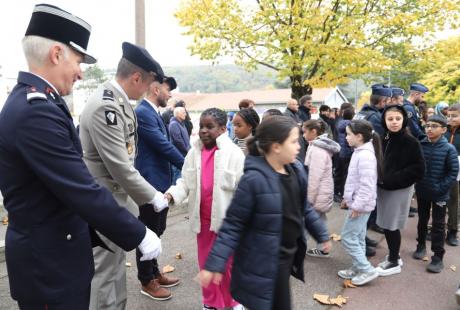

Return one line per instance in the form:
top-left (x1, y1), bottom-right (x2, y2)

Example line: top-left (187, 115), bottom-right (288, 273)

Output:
top-left (156, 273), bottom-right (180, 288)
top-left (140, 279), bottom-right (172, 301)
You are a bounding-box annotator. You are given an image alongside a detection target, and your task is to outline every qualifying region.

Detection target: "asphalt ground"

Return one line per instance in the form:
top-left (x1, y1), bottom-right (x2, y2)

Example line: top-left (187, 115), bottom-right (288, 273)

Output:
top-left (1, 202), bottom-right (460, 309)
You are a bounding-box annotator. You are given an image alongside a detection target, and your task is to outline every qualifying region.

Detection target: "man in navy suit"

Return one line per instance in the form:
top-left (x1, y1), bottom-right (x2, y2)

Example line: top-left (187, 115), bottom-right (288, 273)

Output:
top-left (0, 4), bottom-right (161, 309)
top-left (135, 76), bottom-right (185, 299)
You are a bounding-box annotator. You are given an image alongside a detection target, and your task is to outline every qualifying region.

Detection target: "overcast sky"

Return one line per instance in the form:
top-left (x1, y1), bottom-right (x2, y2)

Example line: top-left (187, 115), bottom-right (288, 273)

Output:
top-left (1, 1), bottom-right (459, 79)
top-left (0, 0), bottom-right (212, 78)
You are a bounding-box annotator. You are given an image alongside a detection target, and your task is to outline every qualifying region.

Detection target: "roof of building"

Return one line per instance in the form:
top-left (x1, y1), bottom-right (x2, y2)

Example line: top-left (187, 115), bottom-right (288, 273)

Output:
top-left (173, 88), bottom-right (340, 111)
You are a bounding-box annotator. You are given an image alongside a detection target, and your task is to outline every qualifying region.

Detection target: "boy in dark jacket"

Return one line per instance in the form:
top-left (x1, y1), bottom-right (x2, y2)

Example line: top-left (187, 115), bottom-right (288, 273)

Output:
top-left (414, 115), bottom-right (459, 273)
top-left (445, 104), bottom-right (460, 246)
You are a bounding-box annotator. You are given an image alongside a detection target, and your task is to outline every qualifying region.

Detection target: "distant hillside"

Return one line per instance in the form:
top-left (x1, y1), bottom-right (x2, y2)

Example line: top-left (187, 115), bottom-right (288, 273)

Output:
top-left (163, 64), bottom-right (279, 93)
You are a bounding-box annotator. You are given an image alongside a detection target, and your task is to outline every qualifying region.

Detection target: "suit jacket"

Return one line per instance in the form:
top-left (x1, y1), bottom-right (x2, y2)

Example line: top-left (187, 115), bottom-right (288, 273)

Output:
top-left (135, 100), bottom-right (184, 193)
top-left (0, 72), bottom-right (145, 303)
top-left (80, 81), bottom-right (157, 215)
top-left (169, 117), bottom-right (191, 156)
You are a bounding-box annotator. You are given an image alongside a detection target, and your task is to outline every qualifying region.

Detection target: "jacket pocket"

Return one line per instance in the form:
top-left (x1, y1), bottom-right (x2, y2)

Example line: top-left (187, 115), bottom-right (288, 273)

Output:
top-left (220, 169), bottom-right (237, 191)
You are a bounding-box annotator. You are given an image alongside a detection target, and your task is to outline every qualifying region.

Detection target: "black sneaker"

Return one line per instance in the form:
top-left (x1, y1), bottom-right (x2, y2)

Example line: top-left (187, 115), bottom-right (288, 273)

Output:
top-left (366, 236), bottom-right (378, 247)
top-left (412, 244), bottom-right (426, 260)
top-left (366, 245), bottom-right (376, 257)
top-left (408, 211), bottom-right (416, 218)
top-left (446, 231), bottom-right (459, 246)
top-left (427, 256), bottom-right (444, 273)
top-left (409, 207), bottom-right (417, 213)
top-left (333, 194), bottom-right (343, 203)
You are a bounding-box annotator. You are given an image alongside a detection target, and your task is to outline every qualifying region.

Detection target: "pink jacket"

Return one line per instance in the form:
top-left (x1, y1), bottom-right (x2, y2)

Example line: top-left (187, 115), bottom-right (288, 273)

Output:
top-left (343, 141), bottom-right (377, 213)
top-left (304, 134), bottom-right (340, 213)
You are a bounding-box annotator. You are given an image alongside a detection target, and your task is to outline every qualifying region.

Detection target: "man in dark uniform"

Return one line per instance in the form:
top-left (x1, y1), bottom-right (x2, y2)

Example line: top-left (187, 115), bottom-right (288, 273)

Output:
top-left (0, 4), bottom-right (161, 309)
top-left (355, 84), bottom-right (391, 136)
top-left (403, 82), bottom-right (428, 140)
top-left (390, 87), bottom-right (405, 106)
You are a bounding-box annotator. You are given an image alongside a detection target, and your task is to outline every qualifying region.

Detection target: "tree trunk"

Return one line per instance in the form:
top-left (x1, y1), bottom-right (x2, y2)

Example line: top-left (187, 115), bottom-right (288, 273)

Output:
top-left (290, 75), bottom-right (312, 100)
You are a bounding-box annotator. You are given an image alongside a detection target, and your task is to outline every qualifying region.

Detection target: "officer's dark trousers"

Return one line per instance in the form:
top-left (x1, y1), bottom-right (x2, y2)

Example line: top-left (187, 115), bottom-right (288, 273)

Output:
top-left (136, 205), bottom-right (169, 285)
top-left (334, 156), bottom-right (350, 197)
top-left (447, 181), bottom-right (459, 233)
top-left (417, 198), bottom-right (447, 259)
top-left (18, 285), bottom-right (90, 310)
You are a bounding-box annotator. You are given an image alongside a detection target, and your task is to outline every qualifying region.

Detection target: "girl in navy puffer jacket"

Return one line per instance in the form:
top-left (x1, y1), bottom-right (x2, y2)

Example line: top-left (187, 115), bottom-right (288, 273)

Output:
top-left (199, 116), bottom-right (330, 310)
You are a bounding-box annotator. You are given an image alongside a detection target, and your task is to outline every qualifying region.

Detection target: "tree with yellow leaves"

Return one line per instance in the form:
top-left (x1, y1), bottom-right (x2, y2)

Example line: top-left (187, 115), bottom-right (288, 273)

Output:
top-left (176, 0), bottom-right (460, 99)
top-left (420, 36), bottom-right (460, 104)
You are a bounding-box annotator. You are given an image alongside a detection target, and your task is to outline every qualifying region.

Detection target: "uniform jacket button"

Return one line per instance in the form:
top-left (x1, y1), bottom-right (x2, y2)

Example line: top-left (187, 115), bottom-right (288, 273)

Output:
top-left (66, 234), bottom-right (72, 240)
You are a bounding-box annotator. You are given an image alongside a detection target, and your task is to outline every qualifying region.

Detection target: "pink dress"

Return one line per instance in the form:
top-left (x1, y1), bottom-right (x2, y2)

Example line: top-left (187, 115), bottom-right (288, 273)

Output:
top-left (197, 145), bottom-right (238, 308)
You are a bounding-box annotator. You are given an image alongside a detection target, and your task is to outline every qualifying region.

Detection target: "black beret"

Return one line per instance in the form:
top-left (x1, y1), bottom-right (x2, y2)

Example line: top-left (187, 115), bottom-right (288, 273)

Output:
top-left (25, 4), bottom-right (96, 64)
top-left (163, 76), bottom-right (177, 91)
top-left (122, 42), bottom-right (164, 81)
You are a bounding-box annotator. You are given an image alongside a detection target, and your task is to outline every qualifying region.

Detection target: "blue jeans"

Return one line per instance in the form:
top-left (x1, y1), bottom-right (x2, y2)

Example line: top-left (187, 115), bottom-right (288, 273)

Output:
top-left (341, 210), bottom-right (374, 273)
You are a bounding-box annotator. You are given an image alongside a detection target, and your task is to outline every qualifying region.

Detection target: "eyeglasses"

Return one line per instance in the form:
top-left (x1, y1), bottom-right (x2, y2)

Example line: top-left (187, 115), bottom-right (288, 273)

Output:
top-left (425, 124), bottom-right (445, 129)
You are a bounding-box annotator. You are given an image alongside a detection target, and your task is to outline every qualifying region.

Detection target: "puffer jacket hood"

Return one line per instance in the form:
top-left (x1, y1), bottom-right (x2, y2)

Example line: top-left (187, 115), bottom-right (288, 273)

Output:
top-left (311, 134), bottom-right (341, 154)
top-left (381, 105), bottom-right (408, 132)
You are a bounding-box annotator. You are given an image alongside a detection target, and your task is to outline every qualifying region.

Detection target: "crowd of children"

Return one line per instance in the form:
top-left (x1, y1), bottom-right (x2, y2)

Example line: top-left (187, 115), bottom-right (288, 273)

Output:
top-left (164, 84), bottom-right (460, 309)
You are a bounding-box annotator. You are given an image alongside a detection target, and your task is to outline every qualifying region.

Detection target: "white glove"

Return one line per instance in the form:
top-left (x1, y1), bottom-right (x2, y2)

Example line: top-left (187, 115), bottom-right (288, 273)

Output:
top-left (151, 192), bottom-right (169, 213)
top-left (138, 228), bottom-right (162, 261)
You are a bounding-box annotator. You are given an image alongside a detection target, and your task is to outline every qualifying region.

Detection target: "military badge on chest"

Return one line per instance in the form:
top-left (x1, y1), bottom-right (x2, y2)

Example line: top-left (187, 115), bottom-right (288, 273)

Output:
top-left (126, 142), bottom-right (134, 155)
top-left (105, 110), bottom-right (117, 125)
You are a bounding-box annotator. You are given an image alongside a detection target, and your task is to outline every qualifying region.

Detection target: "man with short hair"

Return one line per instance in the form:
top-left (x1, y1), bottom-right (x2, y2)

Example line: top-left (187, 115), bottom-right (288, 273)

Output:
top-left (283, 98), bottom-right (301, 125)
top-left (170, 107), bottom-right (191, 157)
top-left (391, 87), bottom-right (405, 105)
top-left (239, 98), bottom-right (255, 110)
top-left (79, 42), bottom-right (170, 309)
top-left (0, 4), bottom-right (161, 309)
top-left (403, 83), bottom-right (428, 139)
top-left (298, 95), bottom-right (313, 122)
top-left (135, 77), bottom-right (185, 300)
top-left (355, 85), bottom-right (391, 136)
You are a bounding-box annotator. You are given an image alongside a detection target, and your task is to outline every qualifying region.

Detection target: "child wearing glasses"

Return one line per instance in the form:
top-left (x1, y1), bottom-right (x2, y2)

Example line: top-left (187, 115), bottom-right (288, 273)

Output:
top-left (414, 115), bottom-right (459, 273)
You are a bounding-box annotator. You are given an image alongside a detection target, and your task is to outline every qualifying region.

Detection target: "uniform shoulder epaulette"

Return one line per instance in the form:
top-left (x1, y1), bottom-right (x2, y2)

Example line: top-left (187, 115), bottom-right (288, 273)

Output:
top-left (102, 89), bottom-right (114, 102)
top-left (26, 86), bottom-right (47, 103)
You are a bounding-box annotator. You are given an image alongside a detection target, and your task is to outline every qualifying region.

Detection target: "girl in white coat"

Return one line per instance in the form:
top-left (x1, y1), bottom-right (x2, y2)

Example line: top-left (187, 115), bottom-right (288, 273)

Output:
top-left (166, 108), bottom-right (245, 310)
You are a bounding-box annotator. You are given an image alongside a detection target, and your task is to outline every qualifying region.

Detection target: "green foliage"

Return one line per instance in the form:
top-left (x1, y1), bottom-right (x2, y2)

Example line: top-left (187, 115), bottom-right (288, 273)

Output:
top-left (165, 64), bottom-right (277, 92)
top-left (176, 0), bottom-right (460, 99)
top-left (77, 65), bottom-right (110, 90)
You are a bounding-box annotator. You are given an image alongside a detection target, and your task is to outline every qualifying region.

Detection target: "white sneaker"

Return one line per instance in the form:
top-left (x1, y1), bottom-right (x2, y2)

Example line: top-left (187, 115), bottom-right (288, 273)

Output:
top-left (351, 269), bottom-right (379, 286)
top-left (233, 305), bottom-right (244, 310)
top-left (377, 255), bottom-right (403, 267)
top-left (376, 261), bottom-right (402, 277)
top-left (338, 269), bottom-right (357, 279)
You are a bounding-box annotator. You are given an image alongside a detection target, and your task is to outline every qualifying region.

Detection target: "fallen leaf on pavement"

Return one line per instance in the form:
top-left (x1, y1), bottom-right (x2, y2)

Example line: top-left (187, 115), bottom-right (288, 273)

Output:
top-left (330, 295), bottom-right (348, 307)
top-left (175, 252), bottom-right (182, 260)
top-left (343, 279), bottom-right (357, 288)
top-left (313, 294), bottom-right (331, 305)
top-left (125, 262), bottom-right (132, 267)
top-left (314, 294), bottom-right (348, 307)
top-left (451, 265), bottom-right (457, 272)
top-left (423, 256), bottom-right (429, 261)
top-left (2, 216), bottom-right (8, 225)
top-left (162, 265), bottom-right (175, 273)
top-left (330, 233), bottom-right (341, 241)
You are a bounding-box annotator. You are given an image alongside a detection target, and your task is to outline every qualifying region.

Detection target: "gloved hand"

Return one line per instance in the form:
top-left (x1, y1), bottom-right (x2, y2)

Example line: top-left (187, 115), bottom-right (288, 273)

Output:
top-left (138, 228), bottom-right (162, 261)
top-left (151, 192), bottom-right (169, 213)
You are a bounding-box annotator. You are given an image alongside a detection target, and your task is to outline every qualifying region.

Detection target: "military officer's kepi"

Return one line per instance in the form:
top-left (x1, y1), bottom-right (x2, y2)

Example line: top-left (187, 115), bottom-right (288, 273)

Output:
top-left (25, 4), bottom-right (96, 64)
top-left (372, 85), bottom-right (392, 97)
top-left (122, 42), bottom-right (165, 81)
top-left (410, 83), bottom-right (429, 93)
